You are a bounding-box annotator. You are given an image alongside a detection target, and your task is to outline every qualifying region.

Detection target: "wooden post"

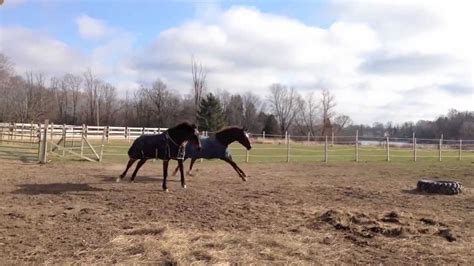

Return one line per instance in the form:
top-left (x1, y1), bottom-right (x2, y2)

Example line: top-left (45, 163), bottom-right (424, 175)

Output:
top-left (439, 134), bottom-right (443, 162)
top-left (331, 130), bottom-right (334, 146)
top-left (459, 139), bottom-right (462, 161)
top-left (285, 131), bottom-right (288, 145)
top-left (262, 131), bottom-right (266, 143)
top-left (413, 132), bottom-right (417, 162)
top-left (99, 127), bottom-right (106, 162)
top-left (80, 124), bottom-right (85, 157)
top-left (50, 123), bottom-right (54, 140)
top-left (106, 126), bottom-right (110, 144)
top-left (245, 149), bottom-right (249, 163)
top-left (62, 124), bottom-right (66, 157)
top-left (142, 127), bottom-right (145, 135)
top-left (307, 132), bottom-right (310, 145)
top-left (355, 130), bottom-right (359, 162)
top-left (85, 125), bottom-right (89, 139)
top-left (325, 135), bottom-right (328, 163)
top-left (39, 119), bottom-right (49, 164)
top-left (286, 134), bottom-right (290, 163)
top-left (386, 136), bottom-right (390, 161)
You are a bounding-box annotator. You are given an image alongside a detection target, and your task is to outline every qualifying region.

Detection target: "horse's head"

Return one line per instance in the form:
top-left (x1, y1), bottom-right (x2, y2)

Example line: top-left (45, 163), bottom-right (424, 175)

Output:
top-left (238, 127), bottom-right (252, 150)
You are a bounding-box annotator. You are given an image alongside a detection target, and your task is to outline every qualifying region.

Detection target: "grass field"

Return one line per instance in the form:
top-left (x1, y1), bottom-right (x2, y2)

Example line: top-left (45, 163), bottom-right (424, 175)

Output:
top-left (1, 138), bottom-right (474, 164)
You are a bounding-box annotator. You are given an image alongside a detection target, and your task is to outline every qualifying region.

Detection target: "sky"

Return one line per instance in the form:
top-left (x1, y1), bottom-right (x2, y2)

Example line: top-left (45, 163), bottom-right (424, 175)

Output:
top-left (0, 0), bottom-right (473, 125)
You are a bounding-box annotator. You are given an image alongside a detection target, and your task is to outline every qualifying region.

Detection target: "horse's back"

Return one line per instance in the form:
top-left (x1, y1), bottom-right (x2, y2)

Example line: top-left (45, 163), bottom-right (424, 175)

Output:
top-left (128, 134), bottom-right (166, 159)
top-left (186, 137), bottom-right (229, 159)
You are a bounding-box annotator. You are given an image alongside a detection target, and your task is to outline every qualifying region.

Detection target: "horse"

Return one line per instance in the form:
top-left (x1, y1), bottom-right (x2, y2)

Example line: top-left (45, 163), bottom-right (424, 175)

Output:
top-left (171, 126), bottom-right (251, 181)
top-left (117, 122), bottom-right (201, 191)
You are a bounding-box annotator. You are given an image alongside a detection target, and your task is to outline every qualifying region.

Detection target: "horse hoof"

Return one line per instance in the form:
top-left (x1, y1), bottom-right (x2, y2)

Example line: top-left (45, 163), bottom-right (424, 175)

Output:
top-left (163, 188), bottom-right (169, 192)
top-left (129, 180), bottom-right (135, 183)
top-left (116, 177), bottom-right (121, 183)
top-left (242, 177), bottom-right (247, 182)
top-left (182, 185), bottom-right (187, 189)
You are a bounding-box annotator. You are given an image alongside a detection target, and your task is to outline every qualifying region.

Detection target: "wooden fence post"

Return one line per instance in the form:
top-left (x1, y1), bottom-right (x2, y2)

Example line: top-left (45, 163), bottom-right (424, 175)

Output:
top-left (413, 132), bottom-right (417, 162)
top-left (386, 136), bottom-right (390, 161)
top-left (286, 134), bottom-right (290, 163)
top-left (80, 124), bottom-right (85, 157)
top-left (331, 130), bottom-right (334, 146)
top-left (50, 122), bottom-right (54, 140)
top-left (39, 119), bottom-right (49, 164)
top-left (307, 132), bottom-right (310, 145)
top-left (355, 130), bottom-right (359, 162)
top-left (325, 135), bottom-right (328, 163)
top-left (62, 124), bottom-right (66, 157)
top-left (246, 149), bottom-right (249, 163)
top-left (439, 134), bottom-right (443, 162)
top-left (99, 128), bottom-right (106, 162)
top-left (459, 139), bottom-right (462, 161)
top-left (262, 131), bottom-right (266, 143)
top-left (106, 126), bottom-right (110, 144)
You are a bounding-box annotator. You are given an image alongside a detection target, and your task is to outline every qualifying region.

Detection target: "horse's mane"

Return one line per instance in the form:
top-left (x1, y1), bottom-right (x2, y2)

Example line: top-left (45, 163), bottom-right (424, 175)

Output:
top-left (215, 126), bottom-right (242, 134)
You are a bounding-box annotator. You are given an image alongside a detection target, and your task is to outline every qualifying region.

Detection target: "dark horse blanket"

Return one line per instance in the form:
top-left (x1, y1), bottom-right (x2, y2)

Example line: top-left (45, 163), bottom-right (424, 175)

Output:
top-left (128, 132), bottom-right (185, 161)
top-left (184, 136), bottom-right (230, 159)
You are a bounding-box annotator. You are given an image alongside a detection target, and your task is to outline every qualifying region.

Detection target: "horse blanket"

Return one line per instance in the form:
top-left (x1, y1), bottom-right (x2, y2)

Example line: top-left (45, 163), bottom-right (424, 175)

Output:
top-left (127, 132), bottom-right (185, 160)
top-left (184, 136), bottom-right (230, 159)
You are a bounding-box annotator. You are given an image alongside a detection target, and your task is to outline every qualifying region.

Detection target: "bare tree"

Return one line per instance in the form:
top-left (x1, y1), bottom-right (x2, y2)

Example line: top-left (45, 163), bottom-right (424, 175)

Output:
top-left (191, 56), bottom-right (207, 123)
top-left (294, 92), bottom-right (320, 136)
top-left (333, 114), bottom-right (353, 134)
top-left (100, 83), bottom-right (117, 125)
top-left (320, 88), bottom-right (336, 136)
top-left (83, 69), bottom-right (102, 125)
top-left (63, 73), bottom-right (82, 124)
top-left (267, 84), bottom-right (299, 135)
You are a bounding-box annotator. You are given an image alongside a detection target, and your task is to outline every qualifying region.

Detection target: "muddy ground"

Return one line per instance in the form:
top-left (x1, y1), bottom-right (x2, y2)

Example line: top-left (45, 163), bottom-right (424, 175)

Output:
top-left (0, 159), bottom-right (473, 264)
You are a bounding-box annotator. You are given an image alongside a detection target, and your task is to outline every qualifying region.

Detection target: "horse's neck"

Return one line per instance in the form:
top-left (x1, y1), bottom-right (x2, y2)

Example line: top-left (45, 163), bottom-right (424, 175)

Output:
top-left (215, 132), bottom-right (236, 147)
top-left (166, 129), bottom-right (185, 145)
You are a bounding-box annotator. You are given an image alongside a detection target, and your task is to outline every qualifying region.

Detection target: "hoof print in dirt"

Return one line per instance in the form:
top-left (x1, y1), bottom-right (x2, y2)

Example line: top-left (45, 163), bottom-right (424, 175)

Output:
top-left (416, 180), bottom-right (463, 195)
top-left (438, 228), bottom-right (457, 242)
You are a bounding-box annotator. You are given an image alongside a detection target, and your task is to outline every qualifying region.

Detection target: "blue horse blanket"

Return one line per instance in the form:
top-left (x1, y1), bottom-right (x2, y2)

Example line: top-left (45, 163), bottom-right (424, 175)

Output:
top-left (185, 136), bottom-right (230, 159)
top-left (128, 132), bottom-right (184, 160)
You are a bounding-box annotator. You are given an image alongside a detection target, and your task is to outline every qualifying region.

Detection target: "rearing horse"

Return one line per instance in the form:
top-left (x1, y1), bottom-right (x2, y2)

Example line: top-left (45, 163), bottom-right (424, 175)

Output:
top-left (172, 126), bottom-right (251, 181)
top-left (117, 122), bottom-right (201, 191)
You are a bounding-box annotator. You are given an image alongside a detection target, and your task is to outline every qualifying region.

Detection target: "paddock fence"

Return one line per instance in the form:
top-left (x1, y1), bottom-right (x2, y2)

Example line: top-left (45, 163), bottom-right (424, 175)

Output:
top-left (1, 121), bottom-right (473, 163)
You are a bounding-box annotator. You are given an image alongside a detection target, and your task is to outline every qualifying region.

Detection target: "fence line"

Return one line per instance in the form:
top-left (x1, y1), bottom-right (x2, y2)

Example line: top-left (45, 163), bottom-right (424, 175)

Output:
top-left (1, 122), bottom-right (474, 163)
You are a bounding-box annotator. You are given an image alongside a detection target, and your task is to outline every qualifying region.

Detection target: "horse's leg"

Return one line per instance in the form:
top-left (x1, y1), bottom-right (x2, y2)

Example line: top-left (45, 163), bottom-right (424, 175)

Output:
top-left (117, 158), bottom-right (137, 182)
top-left (130, 159), bottom-right (147, 182)
top-left (228, 155), bottom-right (247, 178)
top-left (187, 158), bottom-right (197, 176)
top-left (178, 159), bottom-right (186, 188)
top-left (221, 157), bottom-right (247, 181)
top-left (172, 158), bottom-right (187, 176)
top-left (162, 160), bottom-right (169, 192)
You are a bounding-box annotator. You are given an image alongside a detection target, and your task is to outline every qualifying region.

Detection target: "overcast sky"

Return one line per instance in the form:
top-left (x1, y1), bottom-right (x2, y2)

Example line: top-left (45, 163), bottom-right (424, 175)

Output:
top-left (1, 0), bottom-right (473, 124)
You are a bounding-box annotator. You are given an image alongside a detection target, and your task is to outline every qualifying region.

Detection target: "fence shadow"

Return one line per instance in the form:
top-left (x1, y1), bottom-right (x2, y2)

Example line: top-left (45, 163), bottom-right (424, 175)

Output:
top-left (12, 183), bottom-right (105, 195)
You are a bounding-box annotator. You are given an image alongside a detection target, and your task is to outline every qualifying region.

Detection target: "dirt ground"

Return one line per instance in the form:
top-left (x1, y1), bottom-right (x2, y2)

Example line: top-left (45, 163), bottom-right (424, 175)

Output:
top-left (0, 158), bottom-right (473, 264)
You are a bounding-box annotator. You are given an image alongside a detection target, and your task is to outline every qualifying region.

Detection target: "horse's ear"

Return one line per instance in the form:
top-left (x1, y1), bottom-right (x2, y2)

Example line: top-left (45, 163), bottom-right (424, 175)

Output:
top-left (191, 124), bottom-right (197, 129)
top-left (242, 126), bottom-right (248, 132)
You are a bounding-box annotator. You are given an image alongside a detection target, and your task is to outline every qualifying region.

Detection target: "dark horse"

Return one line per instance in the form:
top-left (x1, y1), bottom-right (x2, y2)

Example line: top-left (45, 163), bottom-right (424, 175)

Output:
top-left (171, 126), bottom-right (251, 181)
top-left (117, 122), bottom-right (201, 191)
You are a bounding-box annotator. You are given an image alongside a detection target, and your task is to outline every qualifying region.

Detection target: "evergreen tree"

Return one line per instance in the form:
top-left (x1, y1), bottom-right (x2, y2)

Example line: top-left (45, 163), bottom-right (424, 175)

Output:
top-left (262, 114), bottom-right (279, 135)
top-left (197, 93), bottom-right (226, 132)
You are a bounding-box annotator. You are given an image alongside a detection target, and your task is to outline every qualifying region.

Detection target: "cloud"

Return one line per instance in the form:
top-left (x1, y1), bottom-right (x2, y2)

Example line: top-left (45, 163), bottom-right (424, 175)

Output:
top-left (0, 26), bottom-right (86, 75)
top-left (359, 52), bottom-right (455, 75)
top-left (2, 2), bottom-right (473, 124)
top-left (76, 15), bottom-right (109, 40)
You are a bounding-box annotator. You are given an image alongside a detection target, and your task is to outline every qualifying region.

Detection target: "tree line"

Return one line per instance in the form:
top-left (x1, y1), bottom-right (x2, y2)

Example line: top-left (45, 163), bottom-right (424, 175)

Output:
top-left (0, 54), bottom-right (472, 139)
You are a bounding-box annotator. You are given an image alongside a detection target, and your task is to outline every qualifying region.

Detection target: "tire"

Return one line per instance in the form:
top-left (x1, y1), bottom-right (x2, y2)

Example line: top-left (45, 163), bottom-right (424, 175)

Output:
top-left (417, 180), bottom-right (463, 195)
